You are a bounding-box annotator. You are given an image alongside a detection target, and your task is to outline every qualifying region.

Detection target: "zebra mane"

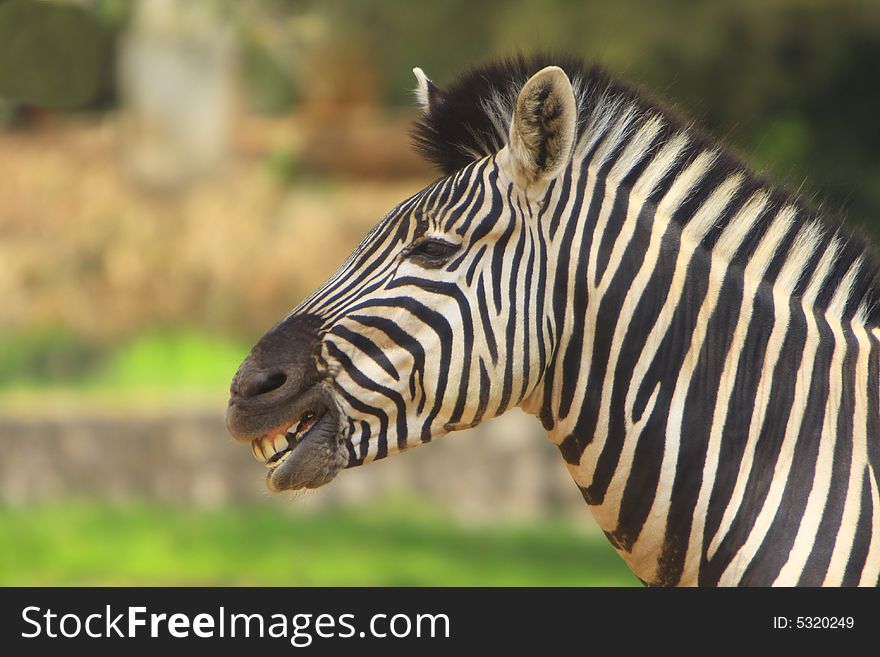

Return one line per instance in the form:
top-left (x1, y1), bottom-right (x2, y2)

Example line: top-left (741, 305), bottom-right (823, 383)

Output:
top-left (410, 53), bottom-right (880, 326)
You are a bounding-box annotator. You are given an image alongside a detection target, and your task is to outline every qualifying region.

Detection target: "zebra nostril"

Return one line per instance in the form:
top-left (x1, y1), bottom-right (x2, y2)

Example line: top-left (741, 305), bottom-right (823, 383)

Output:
top-left (239, 370), bottom-right (288, 399)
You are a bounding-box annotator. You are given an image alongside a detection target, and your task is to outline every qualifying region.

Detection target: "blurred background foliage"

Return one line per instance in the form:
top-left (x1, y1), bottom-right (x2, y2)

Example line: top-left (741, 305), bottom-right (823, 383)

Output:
top-left (0, 0), bottom-right (877, 585)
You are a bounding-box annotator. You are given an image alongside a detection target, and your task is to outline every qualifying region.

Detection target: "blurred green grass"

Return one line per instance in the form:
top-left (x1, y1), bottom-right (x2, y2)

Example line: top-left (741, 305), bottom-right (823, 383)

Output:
top-left (0, 330), bottom-right (249, 410)
top-left (0, 329), bottom-right (248, 388)
top-left (0, 502), bottom-right (638, 586)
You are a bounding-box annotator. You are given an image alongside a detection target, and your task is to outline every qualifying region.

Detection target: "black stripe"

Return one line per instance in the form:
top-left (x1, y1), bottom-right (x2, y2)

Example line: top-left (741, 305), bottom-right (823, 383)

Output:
top-left (576, 201), bottom-right (659, 492)
top-left (706, 296), bottom-right (806, 581)
top-left (473, 358), bottom-right (491, 425)
top-left (328, 325), bottom-right (400, 382)
top-left (593, 184), bottom-right (632, 286)
top-left (556, 155), bottom-right (603, 422)
top-left (548, 164), bottom-right (573, 240)
top-left (740, 312), bottom-right (832, 585)
top-left (842, 469), bottom-right (874, 586)
top-left (334, 383), bottom-right (389, 460)
top-left (497, 209), bottom-right (527, 415)
top-left (468, 165), bottom-right (502, 245)
top-left (797, 324), bottom-right (856, 585)
top-left (490, 185), bottom-right (518, 314)
top-left (464, 244), bottom-right (488, 287)
top-left (476, 273), bottom-right (498, 364)
top-left (446, 160), bottom-right (487, 235)
top-left (520, 220), bottom-right (537, 401)
top-left (614, 234), bottom-right (711, 554)
top-left (699, 286), bottom-right (781, 585)
top-left (326, 342), bottom-right (408, 453)
top-left (388, 276), bottom-right (474, 425)
top-left (348, 315), bottom-right (427, 413)
top-left (346, 298), bottom-right (454, 443)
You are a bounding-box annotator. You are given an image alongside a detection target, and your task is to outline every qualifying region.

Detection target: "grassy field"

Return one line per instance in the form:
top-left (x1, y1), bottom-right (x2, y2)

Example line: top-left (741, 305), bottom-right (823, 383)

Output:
top-left (0, 502), bottom-right (639, 587)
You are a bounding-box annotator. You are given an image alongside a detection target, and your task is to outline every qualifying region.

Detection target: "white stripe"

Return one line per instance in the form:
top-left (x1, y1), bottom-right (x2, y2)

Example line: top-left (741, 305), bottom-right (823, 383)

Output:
top-left (570, 142), bottom-right (704, 485)
top-left (823, 323), bottom-right (871, 584)
top-left (717, 229), bottom-right (836, 585)
top-left (707, 211), bottom-right (814, 560)
top-left (628, 173), bottom-right (743, 581)
top-left (547, 163), bottom-right (591, 435)
top-left (590, 106), bottom-right (638, 172)
top-left (859, 465), bottom-right (880, 585)
top-left (773, 292), bottom-right (846, 584)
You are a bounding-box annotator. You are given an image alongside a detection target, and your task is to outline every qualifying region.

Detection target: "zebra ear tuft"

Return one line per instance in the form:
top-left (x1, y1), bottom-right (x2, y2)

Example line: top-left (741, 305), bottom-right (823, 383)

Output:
top-left (505, 66), bottom-right (576, 188)
top-left (413, 67), bottom-right (444, 115)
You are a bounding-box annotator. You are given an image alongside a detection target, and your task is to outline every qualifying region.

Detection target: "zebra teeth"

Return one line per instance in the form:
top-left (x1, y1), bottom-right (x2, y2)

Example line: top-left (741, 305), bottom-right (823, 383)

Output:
top-left (250, 433), bottom-right (292, 466)
top-left (250, 412), bottom-right (323, 466)
top-left (271, 433), bottom-right (288, 454)
top-left (266, 444), bottom-right (292, 468)
top-left (287, 412), bottom-right (319, 445)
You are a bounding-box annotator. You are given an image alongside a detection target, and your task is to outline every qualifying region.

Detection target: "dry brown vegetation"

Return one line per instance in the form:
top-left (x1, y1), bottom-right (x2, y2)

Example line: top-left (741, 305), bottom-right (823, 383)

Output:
top-left (0, 114), bottom-right (434, 341)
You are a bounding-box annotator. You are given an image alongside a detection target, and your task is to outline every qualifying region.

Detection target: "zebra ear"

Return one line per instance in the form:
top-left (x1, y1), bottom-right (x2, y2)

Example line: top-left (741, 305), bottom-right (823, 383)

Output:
top-left (413, 67), bottom-right (444, 115)
top-left (504, 66), bottom-right (577, 189)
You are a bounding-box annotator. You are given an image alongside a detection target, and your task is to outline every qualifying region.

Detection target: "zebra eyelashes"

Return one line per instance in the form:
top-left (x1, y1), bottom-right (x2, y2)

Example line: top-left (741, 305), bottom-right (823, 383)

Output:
top-left (404, 237), bottom-right (460, 268)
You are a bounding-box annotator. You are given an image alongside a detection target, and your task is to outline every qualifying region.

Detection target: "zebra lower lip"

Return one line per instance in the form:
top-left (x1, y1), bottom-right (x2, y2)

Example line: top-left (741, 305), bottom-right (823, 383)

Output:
top-left (266, 411), bottom-right (346, 492)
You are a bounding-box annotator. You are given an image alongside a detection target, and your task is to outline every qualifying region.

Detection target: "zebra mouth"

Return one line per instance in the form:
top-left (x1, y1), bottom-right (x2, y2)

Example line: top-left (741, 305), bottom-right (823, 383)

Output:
top-left (248, 405), bottom-right (347, 492)
top-left (226, 375), bottom-right (350, 492)
top-left (250, 412), bottom-right (320, 467)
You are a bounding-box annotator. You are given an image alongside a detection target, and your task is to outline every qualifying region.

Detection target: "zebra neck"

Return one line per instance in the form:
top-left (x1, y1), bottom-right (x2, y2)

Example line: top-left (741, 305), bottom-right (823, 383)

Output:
top-left (525, 155), bottom-right (880, 586)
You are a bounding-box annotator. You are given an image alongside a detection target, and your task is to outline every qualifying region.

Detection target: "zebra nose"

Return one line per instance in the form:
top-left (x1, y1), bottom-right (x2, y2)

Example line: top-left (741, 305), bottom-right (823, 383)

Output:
top-left (234, 369), bottom-right (289, 399)
top-left (228, 313), bottom-right (323, 412)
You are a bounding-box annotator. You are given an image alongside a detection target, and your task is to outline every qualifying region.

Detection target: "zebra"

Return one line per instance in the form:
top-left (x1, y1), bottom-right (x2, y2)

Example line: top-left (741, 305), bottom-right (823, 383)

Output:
top-left (226, 54), bottom-right (880, 586)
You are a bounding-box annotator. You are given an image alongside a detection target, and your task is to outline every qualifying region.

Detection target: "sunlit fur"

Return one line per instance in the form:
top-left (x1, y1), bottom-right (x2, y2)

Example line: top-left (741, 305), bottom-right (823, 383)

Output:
top-left (282, 55), bottom-right (880, 586)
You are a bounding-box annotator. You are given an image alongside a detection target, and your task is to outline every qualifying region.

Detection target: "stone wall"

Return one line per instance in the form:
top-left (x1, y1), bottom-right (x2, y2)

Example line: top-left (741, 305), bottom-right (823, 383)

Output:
top-left (0, 409), bottom-right (594, 526)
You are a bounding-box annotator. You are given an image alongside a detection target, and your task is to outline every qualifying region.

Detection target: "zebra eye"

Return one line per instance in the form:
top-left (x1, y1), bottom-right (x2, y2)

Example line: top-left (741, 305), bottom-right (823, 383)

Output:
top-left (406, 238), bottom-right (459, 266)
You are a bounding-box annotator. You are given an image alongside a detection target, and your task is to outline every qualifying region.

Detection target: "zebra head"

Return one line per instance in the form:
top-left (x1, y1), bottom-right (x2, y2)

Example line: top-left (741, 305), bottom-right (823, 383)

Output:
top-left (226, 62), bottom-right (578, 492)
